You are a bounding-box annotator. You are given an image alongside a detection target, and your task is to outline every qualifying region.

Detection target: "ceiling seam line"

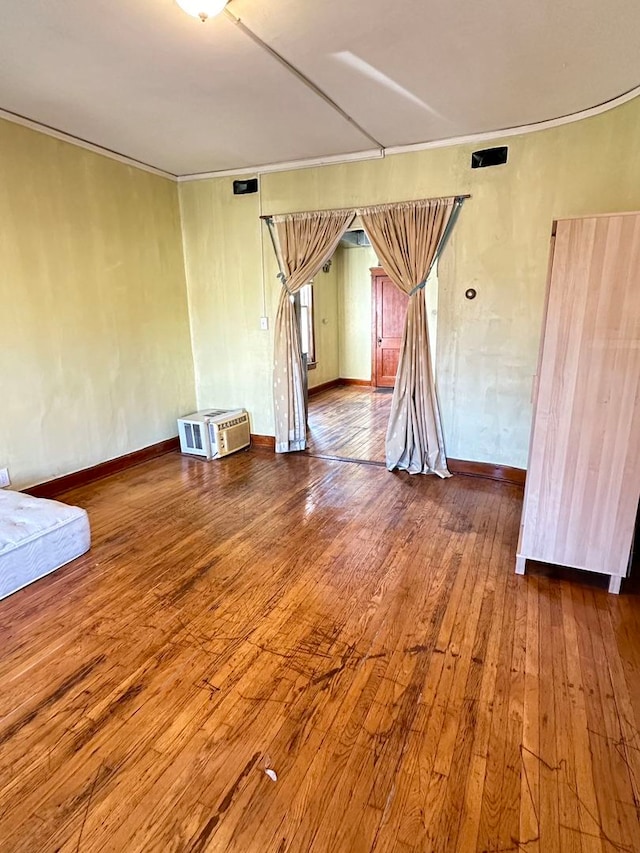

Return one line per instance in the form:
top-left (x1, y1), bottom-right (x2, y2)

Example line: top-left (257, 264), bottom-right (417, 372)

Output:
top-left (223, 8), bottom-right (384, 152)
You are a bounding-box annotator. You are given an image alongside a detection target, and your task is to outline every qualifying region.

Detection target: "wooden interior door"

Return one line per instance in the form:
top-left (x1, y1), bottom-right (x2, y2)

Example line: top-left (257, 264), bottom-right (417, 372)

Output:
top-left (371, 268), bottom-right (408, 388)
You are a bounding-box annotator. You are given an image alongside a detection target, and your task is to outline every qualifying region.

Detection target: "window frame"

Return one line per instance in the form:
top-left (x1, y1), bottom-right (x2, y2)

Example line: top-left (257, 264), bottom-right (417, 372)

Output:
top-left (298, 282), bottom-right (317, 369)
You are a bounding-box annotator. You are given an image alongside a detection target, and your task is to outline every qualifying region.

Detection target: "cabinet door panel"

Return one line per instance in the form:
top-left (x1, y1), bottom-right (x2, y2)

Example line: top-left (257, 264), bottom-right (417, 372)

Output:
top-left (520, 214), bottom-right (640, 577)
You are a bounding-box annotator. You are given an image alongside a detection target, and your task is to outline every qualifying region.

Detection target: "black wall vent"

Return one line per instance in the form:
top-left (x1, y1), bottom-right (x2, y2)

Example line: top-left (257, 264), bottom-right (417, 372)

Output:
top-left (233, 178), bottom-right (259, 195)
top-left (471, 146), bottom-right (508, 169)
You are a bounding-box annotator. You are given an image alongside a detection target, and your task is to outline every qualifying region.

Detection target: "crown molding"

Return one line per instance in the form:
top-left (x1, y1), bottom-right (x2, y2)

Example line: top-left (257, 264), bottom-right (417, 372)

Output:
top-left (3, 83), bottom-right (639, 184)
top-left (177, 148), bottom-right (384, 181)
top-left (0, 108), bottom-right (178, 181)
top-left (383, 84), bottom-right (640, 157)
top-left (179, 84), bottom-right (640, 182)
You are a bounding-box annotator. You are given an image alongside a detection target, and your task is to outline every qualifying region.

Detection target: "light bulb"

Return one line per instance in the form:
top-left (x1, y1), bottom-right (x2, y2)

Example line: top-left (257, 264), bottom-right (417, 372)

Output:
top-left (175, 0), bottom-right (228, 22)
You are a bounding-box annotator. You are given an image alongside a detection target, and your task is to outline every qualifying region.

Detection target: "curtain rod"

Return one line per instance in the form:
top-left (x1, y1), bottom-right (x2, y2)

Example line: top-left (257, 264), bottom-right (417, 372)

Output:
top-left (259, 194), bottom-right (471, 221)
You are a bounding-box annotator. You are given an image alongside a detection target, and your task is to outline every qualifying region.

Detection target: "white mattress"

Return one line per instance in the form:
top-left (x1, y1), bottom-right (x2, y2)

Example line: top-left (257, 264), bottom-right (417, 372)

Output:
top-left (0, 489), bottom-right (91, 600)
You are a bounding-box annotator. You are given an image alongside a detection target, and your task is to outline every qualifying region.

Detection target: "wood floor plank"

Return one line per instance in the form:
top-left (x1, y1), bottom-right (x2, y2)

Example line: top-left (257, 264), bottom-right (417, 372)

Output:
top-left (582, 591), bottom-right (640, 852)
top-left (0, 447), bottom-right (638, 852)
top-left (399, 493), bottom-right (496, 852)
top-left (307, 386), bottom-right (391, 464)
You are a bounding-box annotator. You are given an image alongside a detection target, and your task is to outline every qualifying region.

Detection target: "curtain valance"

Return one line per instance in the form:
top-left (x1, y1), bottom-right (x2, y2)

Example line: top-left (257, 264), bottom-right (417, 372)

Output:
top-left (264, 195), bottom-right (467, 469)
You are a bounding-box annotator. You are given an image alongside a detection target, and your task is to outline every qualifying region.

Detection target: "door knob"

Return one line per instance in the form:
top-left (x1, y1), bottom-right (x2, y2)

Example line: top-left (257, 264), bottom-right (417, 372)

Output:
top-left (377, 337), bottom-right (383, 345)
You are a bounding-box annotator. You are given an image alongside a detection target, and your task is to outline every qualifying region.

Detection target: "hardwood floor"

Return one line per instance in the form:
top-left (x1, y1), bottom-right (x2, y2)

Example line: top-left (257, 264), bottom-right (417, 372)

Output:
top-left (307, 385), bottom-right (391, 464)
top-left (1, 449), bottom-right (639, 852)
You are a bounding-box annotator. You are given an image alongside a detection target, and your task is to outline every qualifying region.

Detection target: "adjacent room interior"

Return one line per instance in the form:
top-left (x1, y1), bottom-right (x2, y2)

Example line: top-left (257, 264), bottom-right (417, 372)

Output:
top-left (1, 1), bottom-right (640, 851)
top-left (303, 230), bottom-right (440, 466)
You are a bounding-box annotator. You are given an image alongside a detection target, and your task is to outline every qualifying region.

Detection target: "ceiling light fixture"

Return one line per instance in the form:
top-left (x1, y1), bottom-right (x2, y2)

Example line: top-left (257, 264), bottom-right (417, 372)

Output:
top-left (175, 0), bottom-right (228, 22)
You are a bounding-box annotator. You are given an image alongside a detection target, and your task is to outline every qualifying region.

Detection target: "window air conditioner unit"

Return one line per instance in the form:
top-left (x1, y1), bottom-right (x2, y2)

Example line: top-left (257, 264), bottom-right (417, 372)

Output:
top-left (177, 409), bottom-right (250, 459)
top-left (207, 410), bottom-right (251, 458)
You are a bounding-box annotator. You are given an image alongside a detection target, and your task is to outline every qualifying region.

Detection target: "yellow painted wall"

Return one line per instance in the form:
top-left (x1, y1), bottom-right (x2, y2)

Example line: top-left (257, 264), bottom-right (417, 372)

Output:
top-left (178, 180), bottom-right (274, 434)
top-left (180, 95), bottom-right (640, 468)
top-left (338, 245), bottom-right (378, 381)
top-left (308, 258), bottom-right (340, 389)
top-left (0, 119), bottom-right (196, 489)
top-left (181, 99), bottom-right (640, 467)
top-left (12, 97), bottom-right (638, 487)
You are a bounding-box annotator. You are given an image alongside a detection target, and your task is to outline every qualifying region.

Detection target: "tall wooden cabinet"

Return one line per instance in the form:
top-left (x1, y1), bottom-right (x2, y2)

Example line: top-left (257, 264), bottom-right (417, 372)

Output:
top-left (516, 212), bottom-right (640, 593)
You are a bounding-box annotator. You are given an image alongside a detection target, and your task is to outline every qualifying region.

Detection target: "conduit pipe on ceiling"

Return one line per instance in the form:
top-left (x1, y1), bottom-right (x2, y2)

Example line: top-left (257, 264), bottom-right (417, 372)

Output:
top-left (223, 7), bottom-right (384, 152)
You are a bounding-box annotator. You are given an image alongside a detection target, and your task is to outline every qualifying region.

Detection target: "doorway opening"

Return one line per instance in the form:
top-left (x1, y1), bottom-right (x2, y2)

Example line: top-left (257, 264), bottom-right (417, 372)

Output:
top-left (300, 226), bottom-right (440, 466)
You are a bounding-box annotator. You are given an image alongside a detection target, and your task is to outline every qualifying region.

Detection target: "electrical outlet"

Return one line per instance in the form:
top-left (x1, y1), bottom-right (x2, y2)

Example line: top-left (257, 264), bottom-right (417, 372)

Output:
top-left (0, 467), bottom-right (10, 488)
top-left (260, 316), bottom-right (269, 331)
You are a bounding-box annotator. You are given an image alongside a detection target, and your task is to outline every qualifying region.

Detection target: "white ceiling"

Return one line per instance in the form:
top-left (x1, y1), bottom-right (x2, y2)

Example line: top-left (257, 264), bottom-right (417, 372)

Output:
top-left (0, 0), bottom-right (638, 176)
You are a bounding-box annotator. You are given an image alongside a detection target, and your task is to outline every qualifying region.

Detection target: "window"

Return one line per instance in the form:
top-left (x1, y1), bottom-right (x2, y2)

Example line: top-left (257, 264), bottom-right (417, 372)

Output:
top-left (298, 282), bottom-right (316, 367)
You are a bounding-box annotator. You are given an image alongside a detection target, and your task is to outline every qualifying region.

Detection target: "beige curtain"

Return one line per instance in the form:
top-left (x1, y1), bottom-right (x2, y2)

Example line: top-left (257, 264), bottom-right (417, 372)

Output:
top-left (272, 210), bottom-right (355, 452)
top-left (360, 197), bottom-right (457, 476)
